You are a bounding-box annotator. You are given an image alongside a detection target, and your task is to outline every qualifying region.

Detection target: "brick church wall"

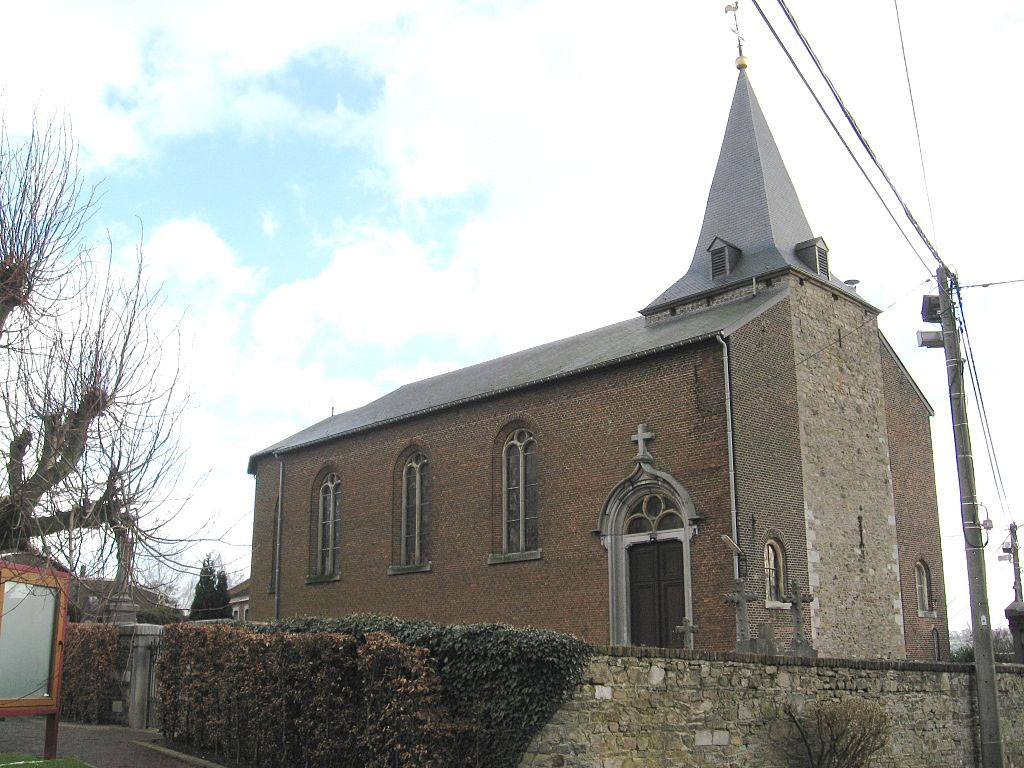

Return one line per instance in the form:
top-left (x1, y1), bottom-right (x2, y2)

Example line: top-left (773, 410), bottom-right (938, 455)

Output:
top-left (520, 648), bottom-right (1024, 767)
top-left (880, 341), bottom-right (951, 660)
top-left (788, 275), bottom-right (907, 658)
top-left (248, 341), bottom-right (738, 649)
top-left (728, 290), bottom-right (813, 651)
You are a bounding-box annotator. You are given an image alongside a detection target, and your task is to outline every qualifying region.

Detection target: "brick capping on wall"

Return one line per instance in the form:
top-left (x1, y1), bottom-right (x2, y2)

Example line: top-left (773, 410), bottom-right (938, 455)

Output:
top-left (597, 645), bottom-right (1024, 675)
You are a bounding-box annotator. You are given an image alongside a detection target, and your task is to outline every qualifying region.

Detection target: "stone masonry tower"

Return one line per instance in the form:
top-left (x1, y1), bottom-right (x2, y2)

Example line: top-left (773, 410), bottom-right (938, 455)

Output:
top-left (642, 67), bottom-right (915, 658)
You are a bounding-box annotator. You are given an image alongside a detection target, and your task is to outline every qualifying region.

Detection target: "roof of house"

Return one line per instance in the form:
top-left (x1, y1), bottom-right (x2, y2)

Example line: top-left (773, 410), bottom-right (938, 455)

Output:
top-left (247, 288), bottom-right (788, 471)
top-left (228, 578), bottom-right (250, 598)
top-left (641, 70), bottom-right (859, 314)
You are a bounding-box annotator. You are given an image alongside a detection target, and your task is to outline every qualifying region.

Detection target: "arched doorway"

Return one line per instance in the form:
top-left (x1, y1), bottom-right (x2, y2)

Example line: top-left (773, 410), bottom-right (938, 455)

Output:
top-left (598, 463), bottom-right (699, 647)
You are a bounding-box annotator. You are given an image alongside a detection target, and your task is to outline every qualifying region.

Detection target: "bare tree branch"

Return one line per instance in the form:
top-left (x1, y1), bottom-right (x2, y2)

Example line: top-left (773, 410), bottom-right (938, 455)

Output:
top-left (0, 115), bottom-right (187, 591)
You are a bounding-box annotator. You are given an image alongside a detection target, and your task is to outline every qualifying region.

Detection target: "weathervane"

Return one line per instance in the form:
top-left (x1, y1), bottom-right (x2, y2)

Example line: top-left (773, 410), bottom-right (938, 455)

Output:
top-left (725, 2), bottom-right (749, 69)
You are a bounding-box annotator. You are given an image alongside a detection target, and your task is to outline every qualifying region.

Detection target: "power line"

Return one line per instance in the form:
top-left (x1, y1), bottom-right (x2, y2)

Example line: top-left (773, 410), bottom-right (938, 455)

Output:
top-left (955, 282), bottom-right (1012, 525)
top-left (892, 0), bottom-right (940, 248)
top-left (960, 278), bottom-right (1024, 290)
top-left (748, 0), bottom-right (934, 278)
top-left (771, 0), bottom-right (945, 271)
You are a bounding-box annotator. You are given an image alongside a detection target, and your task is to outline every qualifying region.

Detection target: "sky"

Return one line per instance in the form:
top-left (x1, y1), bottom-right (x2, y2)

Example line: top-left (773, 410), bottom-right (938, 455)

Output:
top-left (1, 0), bottom-right (1020, 632)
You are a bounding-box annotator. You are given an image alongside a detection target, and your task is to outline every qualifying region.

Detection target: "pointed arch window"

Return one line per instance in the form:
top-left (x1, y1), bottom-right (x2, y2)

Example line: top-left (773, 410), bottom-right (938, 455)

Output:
top-left (764, 539), bottom-right (786, 604)
top-left (315, 473), bottom-right (341, 577)
top-left (503, 429), bottom-right (538, 554)
top-left (401, 453), bottom-right (430, 566)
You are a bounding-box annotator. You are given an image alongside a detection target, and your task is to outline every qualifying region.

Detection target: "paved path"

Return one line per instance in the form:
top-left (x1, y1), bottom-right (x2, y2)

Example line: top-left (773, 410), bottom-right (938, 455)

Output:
top-left (0, 717), bottom-right (220, 768)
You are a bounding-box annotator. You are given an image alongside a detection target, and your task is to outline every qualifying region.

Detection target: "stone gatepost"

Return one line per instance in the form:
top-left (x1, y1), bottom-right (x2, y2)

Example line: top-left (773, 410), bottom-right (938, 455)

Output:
top-left (117, 624), bottom-right (164, 730)
top-left (1008, 600), bottom-right (1024, 664)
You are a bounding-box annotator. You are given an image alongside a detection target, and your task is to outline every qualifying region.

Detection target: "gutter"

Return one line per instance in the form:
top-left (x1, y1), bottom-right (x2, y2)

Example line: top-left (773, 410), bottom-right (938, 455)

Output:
top-left (274, 454), bottom-right (284, 621)
top-left (717, 334), bottom-right (741, 581)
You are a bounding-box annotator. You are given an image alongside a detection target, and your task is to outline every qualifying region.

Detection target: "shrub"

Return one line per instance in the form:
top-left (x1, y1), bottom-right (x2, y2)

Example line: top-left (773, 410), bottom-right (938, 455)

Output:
top-left (157, 623), bottom-right (454, 768)
top-left (359, 632), bottom-right (456, 768)
top-left (61, 623), bottom-right (119, 723)
top-left (256, 614), bottom-right (594, 768)
top-left (781, 697), bottom-right (890, 768)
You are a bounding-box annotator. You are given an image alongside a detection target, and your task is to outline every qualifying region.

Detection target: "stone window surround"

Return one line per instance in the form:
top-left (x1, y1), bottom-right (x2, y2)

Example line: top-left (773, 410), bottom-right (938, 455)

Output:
top-left (313, 471), bottom-right (341, 579)
top-left (764, 538), bottom-right (787, 607)
top-left (400, 452), bottom-right (429, 568)
top-left (598, 461), bottom-right (700, 646)
top-left (915, 560), bottom-right (937, 618)
top-left (501, 428), bottom-right (539, 555)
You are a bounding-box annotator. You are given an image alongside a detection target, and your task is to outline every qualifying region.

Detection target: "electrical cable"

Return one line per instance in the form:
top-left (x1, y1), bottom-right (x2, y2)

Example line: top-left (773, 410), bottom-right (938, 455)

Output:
top-left (959, 278), bottom-right (1024, 290)
top-left (771, 0), bottom-right (945, 270)
top-left (893, 0), bottom-right (940, 248)
top-left (748, 0), bottom-right (934, 278)
top-left (954, 282), bottom-right (1012, 526)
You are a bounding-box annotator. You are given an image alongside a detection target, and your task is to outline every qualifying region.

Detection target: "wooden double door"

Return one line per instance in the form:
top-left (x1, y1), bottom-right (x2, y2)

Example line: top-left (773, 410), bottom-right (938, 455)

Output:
top-left (628, 539), bottom-right (685, 648)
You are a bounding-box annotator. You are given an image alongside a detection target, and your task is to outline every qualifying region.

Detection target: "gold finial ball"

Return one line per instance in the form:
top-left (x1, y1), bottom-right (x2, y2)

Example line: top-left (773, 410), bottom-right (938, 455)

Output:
top-left (736, 55), bottom-right (749, 70)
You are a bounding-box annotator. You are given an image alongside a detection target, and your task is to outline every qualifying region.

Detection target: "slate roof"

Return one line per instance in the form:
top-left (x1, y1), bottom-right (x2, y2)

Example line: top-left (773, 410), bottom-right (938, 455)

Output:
top-left (642, 70), bottom-right (858, 313)
top-left (247, 288), bottom-right (787, 470)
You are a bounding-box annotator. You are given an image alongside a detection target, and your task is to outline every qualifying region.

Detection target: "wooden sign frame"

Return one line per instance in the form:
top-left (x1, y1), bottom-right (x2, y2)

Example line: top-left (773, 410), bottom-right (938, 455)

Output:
top-left (0, 561), bottom-right (69, 758)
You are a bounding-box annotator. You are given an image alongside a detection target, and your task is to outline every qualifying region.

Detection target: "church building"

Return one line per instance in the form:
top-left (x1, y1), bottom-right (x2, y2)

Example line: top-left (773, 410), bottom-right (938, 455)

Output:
top-left (247, 65), bottom-right (950, 660)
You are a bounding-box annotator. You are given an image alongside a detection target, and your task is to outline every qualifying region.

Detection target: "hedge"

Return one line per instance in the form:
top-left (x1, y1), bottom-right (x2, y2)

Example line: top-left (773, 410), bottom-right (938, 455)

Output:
top-left (61, 623), bottom-right (120, 723)
top-left (157, 624), bottom-right (454, 768)
top-left (253, 615), bottom-right (594, 768)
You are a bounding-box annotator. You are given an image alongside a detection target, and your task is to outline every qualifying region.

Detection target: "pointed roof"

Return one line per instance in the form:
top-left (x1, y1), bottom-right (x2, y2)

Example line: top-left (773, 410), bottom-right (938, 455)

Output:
top-left (644, 70), bottom-right (854, 313)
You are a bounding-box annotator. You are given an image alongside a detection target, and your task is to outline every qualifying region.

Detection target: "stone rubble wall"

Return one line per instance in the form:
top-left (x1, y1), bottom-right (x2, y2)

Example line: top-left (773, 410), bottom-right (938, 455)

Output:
top-left (520, 648), bottom-right (1024, 768)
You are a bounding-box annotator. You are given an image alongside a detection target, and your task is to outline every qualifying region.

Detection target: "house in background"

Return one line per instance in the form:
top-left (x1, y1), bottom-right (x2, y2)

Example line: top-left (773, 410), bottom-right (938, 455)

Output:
top-left (229, 578), bottom-right (250, 621)
top-left (246, 66), bottom-right (949, 660)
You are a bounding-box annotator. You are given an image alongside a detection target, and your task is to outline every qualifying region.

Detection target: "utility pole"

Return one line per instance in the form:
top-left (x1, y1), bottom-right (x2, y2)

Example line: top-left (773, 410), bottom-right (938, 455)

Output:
top-left (920, 266), bottom-right (1005, 767)
top-left (1005, 523), bottom-right (1024, 663)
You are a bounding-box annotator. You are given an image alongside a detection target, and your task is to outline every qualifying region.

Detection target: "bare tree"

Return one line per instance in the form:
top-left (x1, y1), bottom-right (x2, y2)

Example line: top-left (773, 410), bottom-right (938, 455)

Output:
top-left (0, 116), bottom-right (186, 589)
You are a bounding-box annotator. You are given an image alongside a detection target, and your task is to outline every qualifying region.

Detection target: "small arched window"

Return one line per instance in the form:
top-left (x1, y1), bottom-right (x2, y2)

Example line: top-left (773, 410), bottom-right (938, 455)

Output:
top-left (915, 560), bottom-right (932, 612)
top-left (764, 539), bottom-right (785, 603)
top-left (402, 453), bottom-right (430, 566)
top-left (316, 473), bottom-right (341, 576)
top-left (503, 429), bottom-right (538, 553)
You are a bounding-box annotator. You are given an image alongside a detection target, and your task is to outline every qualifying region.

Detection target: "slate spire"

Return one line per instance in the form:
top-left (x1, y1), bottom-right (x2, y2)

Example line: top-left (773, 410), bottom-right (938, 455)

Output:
top-left (644, 70), bottom-right (827, 314)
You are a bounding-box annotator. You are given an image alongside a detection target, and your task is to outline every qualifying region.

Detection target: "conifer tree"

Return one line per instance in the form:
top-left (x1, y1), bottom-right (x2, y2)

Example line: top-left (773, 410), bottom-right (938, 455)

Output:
top-left (189, 555), bottom-right (229, 619)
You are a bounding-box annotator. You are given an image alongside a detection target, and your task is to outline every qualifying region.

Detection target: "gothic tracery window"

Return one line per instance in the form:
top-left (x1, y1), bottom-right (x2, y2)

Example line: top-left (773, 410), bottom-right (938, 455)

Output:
top-left (623, 493), bottom-right (683, 535)
top-left (764, 539), bottom-right (785, 602)
top-left (315, 472), bottom-right (341, 577)
top-left (503, 429), bottom-right (538, 553)
top-left (402, 453), bottom-right (430, 566)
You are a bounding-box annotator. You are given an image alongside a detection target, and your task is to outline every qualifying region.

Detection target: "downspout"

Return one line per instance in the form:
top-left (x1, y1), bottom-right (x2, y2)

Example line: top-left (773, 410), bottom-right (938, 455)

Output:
top-left (717, 334), bottom-right (741, 581)
top-left (274, 454), bottom-right (284, 621)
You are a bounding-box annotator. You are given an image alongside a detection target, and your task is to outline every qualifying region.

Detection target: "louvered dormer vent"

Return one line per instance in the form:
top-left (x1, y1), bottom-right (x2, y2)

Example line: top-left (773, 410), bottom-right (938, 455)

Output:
top-left (795, 237), bottom-right (830, 278)
top-left (707, 238), bottom-right (741, 280)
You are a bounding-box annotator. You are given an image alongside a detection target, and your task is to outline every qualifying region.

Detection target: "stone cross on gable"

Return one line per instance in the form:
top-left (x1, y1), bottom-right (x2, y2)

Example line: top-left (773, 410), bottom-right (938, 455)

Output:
top-left (672, 618), bottom-right (699, 650)
top-left (784, 579), bottom-right (817, 658)
top-left (725, 578), bottom-right (760, 653)
top-left (631, 424), bottom-right (654, 462)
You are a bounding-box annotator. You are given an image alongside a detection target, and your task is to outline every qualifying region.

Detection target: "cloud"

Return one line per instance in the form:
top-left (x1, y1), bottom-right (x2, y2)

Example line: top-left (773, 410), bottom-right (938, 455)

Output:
top-left (260, 211), bottom-right (278, 237)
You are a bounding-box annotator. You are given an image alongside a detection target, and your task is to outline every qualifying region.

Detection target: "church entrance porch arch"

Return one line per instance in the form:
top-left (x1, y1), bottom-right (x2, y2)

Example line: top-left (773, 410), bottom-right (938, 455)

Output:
top-left (598, 462), bottom-right (699, 647)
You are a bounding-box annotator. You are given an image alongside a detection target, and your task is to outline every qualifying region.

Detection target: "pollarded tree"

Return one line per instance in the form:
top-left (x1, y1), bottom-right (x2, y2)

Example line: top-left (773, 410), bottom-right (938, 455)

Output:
top-left (0, 116), bottom-right (185, 586)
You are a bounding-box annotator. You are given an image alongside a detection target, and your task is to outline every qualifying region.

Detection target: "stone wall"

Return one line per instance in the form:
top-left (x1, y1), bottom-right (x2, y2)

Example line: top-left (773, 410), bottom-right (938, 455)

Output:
top-left (520, 648), bottom-right (1024, 768)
